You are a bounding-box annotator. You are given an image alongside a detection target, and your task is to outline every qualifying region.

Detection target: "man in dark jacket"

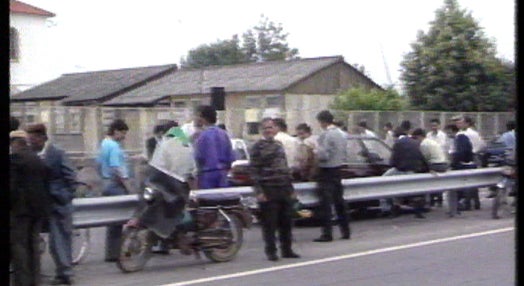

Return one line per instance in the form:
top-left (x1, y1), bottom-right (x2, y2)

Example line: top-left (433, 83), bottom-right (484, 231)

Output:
top-left (382, 127), bottom-right (429, 218)
top-left (249, 117), bottom-right (300, 261)
top-left (10, 130), bottom-right (52, 286)
top-left (26, 124), bottom-right (79, 285)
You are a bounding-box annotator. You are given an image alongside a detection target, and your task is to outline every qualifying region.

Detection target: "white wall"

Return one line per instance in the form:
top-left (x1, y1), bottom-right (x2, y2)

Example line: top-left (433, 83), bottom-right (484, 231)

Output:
top-left (10, 13), bottom-right (61, 92)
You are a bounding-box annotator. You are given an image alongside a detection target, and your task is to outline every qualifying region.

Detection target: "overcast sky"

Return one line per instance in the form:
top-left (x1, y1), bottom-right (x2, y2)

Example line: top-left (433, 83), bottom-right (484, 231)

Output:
top-left (23, 0), bottom-right (515, 89)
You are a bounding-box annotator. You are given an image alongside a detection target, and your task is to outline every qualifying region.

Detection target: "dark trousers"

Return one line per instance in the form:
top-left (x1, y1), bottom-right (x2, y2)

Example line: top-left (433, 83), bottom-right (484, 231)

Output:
top-left (102, 179), bottom-right (127, 260)
top-left (316, 167), bottom-right (350, 237)
top-left (454, 163), bottom-right (479, 210)
top-left (10, 215), bottom-right (43, 286)
top-left (258, 198), bottom-right (294, 255)
top-left (48, 207), bottom-right (74, 279)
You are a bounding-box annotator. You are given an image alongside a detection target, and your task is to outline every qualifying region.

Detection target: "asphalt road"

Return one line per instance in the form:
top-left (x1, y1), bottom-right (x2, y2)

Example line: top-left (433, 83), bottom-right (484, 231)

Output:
top-left (36, 193), bottom-right (515, 286)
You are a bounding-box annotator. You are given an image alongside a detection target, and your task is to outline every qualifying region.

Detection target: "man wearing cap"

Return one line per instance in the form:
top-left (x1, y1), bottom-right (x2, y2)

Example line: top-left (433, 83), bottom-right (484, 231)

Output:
top-left (10, 130), bottom-right (52, 286)
top-left (26, 123), bottom-right (79, 285)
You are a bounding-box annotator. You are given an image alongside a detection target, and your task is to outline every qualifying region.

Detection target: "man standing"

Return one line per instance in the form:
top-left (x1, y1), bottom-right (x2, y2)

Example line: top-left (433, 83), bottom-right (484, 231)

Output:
top-left (249, 118), bottom-right (300, 261)
top-left (273, 118), bottom-right (299, 172)
top-left (294, 123), bottom-right (318, 181)
top-left (26, 124), bottom-right (78, 285)
top-left (444, 124), bottom-right (476, 217)
top-left (453, 115), bottom-right (482, 210)
top-left (10, 130), bottom-right (52, 286)
top-left (97, 119), bottom-right (132, 262)
top-left (313, 110), bottom-right (350, 242)
top-left (193, 105), bottom-right (235, 189)
top-left (426, 118), bottom-right (450, 157)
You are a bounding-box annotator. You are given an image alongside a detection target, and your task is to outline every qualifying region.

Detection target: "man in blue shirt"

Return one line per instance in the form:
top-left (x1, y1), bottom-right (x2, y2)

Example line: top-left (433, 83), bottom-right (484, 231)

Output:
top-left (193, 105), bottom-right (235, 189)
top-left (97, 119), bottom-right (131, 262)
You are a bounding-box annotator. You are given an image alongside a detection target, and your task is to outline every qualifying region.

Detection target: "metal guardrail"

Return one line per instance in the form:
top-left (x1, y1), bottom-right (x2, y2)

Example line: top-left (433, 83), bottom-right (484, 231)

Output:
top-left (73, 167), bottom-right (504, 228)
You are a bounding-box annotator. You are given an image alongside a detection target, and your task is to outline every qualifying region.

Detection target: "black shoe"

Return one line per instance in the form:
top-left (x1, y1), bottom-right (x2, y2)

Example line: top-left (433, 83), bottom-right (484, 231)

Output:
top-left (104, 258), bottom-right (118, 262)
top-left (341, 233), bottom-right (351, 240)
top-left (50, 276), bottom-right (73, 285)
top-left (313, 235), bottom-right (333, 242)
top-left (266, 253), bottom-right (279, 261)
top-left (474, 204), bottom-right (481, 210)
top-left (281, 251), bottom-right (301, 258)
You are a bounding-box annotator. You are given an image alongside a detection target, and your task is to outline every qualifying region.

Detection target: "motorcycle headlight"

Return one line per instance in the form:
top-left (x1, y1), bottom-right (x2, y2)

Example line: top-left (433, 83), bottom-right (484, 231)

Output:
top-left (143, 187), bottom-right (156, 201)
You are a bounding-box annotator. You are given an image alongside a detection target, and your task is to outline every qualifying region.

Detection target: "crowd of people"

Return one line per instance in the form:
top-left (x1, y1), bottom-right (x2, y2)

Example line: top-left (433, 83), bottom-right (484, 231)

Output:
top-left (9, 108), bottom-right (516, 284)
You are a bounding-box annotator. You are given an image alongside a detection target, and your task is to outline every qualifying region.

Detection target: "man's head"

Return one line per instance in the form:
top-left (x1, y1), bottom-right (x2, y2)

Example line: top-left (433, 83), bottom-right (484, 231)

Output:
top-left (393, 126), bottom-right (407, 138)
top-left (10, 130), bottom-right (29, 153)
top-left (108, 119), bottom-right (129, 142)
top-left (383, 122), bottom-right (393, 131)
top-left (464, 116), bottom-right (475, 128)
top-left (260, 118), bottom-right (278, 140)
top-left (506, 120), bottom-right (516, 131)
top-left (451, 115), bottom-right (466, 130)
top-left (195, 105), bottom-right (217, 126)
top-left (400, 120), bottom-right (411, 133)
top-left (316, 110), bottom-right (334, 129)
top-left (273, 118), bottom-right (287, 133)
top-left (25, 123), bottom-right (48, 151)
top-left (411, 128), bottom-right (426, 142)
top-left (10, 116), bottom-right (20, 132)
top-left (429, 118), bottom-right (440, 132)
top-left (444, 124), bottom-right (459, 138)
top-left (295, 123), bottom-right (312, 140)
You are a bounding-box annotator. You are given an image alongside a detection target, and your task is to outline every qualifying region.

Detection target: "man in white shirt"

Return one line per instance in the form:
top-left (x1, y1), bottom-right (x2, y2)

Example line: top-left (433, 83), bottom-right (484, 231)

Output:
top-left (426, 118), bottom-right (449, 157)
top-left (356, 120), bottom-right (378, 138)
top-left (273, 118), bottom-right (299, 170)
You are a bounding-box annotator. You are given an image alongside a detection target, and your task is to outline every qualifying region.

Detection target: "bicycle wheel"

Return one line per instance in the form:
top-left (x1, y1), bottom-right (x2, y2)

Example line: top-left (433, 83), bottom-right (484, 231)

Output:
top-left (72, 228), bottom-right (90, 265)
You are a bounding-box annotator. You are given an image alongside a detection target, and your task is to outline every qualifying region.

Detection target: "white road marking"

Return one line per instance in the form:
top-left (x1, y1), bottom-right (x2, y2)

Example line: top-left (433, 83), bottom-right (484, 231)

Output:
top-left (160, 227), bottom-right (514, 286)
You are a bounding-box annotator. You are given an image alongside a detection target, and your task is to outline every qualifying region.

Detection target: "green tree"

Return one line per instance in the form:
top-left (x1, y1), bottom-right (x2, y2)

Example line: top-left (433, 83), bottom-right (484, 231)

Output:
top-left (181, 15), bottom-right (299, 68)
top-left (400, 0), bottom-right (515, 111)
top-left (330, 86), bottom-right (409, 111)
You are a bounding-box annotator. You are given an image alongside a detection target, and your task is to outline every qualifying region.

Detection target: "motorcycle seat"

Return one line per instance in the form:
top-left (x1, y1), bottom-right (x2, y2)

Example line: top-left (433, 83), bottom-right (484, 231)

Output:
top-left (196, 193), bottom-right (242, 207)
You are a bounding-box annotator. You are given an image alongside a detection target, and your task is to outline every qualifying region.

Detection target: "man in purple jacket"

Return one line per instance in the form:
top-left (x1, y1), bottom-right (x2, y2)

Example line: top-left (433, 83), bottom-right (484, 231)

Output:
top-left (193, 105), bottom-right (235, 189)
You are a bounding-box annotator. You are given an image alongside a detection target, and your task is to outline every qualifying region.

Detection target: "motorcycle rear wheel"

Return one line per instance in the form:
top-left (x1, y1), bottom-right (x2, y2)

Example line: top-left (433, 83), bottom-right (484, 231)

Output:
top-left (204, 215), bottom-right (243, 262)
top-left (117, 228), bottom-right (153, 273)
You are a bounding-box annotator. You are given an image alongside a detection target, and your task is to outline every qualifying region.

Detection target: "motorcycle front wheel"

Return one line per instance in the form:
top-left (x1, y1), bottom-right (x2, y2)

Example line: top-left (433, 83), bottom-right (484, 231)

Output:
top-left (117, 227), bottom-right (153, 273)
top-left (204, 214), bottom-right (243, 262)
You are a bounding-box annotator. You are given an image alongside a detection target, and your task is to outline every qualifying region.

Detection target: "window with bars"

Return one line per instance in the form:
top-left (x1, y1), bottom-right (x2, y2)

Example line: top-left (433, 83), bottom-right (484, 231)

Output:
top-left (10, 27), bottom-right (19, 61)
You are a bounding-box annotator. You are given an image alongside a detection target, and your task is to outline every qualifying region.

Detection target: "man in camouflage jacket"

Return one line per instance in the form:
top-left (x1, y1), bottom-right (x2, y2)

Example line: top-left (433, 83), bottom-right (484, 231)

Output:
top-left (249, 118), bottom-right (300, 261)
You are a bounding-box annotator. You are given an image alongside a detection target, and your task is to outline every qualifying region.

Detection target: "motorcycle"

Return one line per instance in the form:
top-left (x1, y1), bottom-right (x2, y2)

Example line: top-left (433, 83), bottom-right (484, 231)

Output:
top-left (491, 165), bottom-right (516, 219)
top-left (117, 172), bottom-right (252, 273)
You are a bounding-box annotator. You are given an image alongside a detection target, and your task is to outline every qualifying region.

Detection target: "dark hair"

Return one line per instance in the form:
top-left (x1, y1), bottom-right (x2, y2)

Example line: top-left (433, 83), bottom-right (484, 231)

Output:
top-left (411, 128), bottom-right (426, 137)
top-left (384, 122), bottom-right (393, 129)
top-left (296, 123), bottom-right (311, 134)
top-left (273, 118), bottom-right (287, 132)
top-left (10, 116), bottom-right (20, 132)
top-left (400, 120), bottom-right (411, 131)
top-left (108, 119), bottom-right (129, 135)
top-left (153, 124), bottom-right (165, 134)
top-left (393, 126), bottom-right (407, 138)
top-left (316, 110), bottom-right (334, 124)
top-left (429, 118), bottom-right (440, 125)
top-left (358, 120), bottom-right (368, 128)
top-left (445, 124), bottom-right (459, 133)
top-left (464, 116), bottom-right (475, 126)
top-left (25, 123), bottom-right (47, 137)
top-left (217, 123), bottom-right (226, 131)
top-left (506, 120), bottom-right (516, 131)
top-left (196, 105), bottom-right (217, 124)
